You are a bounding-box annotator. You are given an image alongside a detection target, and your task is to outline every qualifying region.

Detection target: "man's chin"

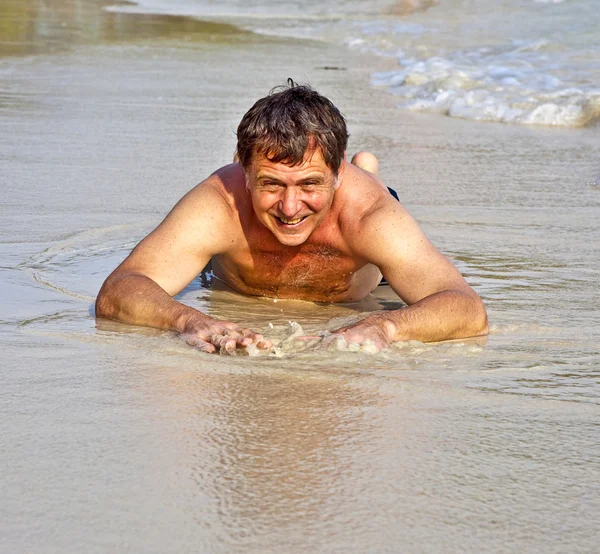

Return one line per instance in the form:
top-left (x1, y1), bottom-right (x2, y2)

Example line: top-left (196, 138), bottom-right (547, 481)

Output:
top-left (273, 230), bottom-right (310, 246)
top-left (266, 216), bottom-right (314, 246)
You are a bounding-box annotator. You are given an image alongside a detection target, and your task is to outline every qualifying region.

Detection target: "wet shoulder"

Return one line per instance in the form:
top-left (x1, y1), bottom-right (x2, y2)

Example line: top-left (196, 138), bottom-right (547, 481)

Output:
top-left (207, 163), bottom-right (246, 201)
top-left (184, 163), bottom-right (249, 217)
top-left (337, 164), bottom-right (401, 226)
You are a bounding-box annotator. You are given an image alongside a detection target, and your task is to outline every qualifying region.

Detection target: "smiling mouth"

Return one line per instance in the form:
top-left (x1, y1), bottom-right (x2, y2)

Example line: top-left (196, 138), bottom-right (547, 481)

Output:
top-left (275, 215), bottom-right (308, 226)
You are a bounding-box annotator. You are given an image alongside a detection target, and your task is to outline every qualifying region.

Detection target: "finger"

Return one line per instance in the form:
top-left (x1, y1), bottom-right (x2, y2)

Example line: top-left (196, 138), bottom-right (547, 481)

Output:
top-left (225, 330), bottom-right (270, 350)
top-left (182, 334), bottom-right (217, 353)
top-left (223, 338), bottom-right (238, 351)
top-left (256, 338), bottom-right (273, 350)
top-left (232, 329), bottom-right (272, 350)
top-left (244, 332), bottom-right (267, 346)
top-left (209, 333), bottom-right (229, 348)
top-left (237, 335), bottom-right (254, 347)
top-left (212, 334), bottom-right (238, 351)
top-left (198, 342), bottom-right (218, 353)
top-left (240, 328), bottom-right (264, 339)
top-left (231, 331), bottom-right (262, 345)
top-left (222, 330), bottom-right (244, 346)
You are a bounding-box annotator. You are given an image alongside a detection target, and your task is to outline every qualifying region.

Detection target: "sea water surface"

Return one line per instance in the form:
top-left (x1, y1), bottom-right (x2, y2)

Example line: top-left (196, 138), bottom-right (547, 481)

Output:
top-left (113, 0), bottom-right (600, 126)
top-left (1, 0), bottom-right (599, 552)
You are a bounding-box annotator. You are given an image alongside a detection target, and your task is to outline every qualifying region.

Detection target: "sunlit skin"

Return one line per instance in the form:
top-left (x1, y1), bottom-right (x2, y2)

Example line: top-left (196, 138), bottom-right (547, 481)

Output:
top-left (95, 149), bottom-right (488, 353)
top-left (245, 149), bottom-right (343, 247)
top-left (211, 150), bottom-right (384, 305)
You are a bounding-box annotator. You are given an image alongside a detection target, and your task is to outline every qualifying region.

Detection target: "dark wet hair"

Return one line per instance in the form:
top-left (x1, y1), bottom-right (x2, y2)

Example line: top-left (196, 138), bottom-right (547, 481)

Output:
top-left (236, 79), bottom-right (349, 175)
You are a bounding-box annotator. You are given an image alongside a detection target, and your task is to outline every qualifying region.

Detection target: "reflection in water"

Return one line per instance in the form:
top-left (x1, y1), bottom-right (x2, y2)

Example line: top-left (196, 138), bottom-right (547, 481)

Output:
top-left (0, 0), bottom-right (249, 58)
top-left (187, 372), bottom-right (380, 545)
top-left (124, 354), bottom-right (600, 552)
top-left (125, 357), bottom-right (392, 550)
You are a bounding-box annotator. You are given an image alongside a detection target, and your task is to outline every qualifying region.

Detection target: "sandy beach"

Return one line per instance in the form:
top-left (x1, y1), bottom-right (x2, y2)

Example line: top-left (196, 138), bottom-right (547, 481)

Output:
top-left (1, 1), bottom-right (599, 552)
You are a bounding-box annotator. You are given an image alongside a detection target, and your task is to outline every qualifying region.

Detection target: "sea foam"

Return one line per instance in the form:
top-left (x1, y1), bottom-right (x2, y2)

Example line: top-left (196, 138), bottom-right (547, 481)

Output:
top-left (371, 41), bottom-right (600, 127)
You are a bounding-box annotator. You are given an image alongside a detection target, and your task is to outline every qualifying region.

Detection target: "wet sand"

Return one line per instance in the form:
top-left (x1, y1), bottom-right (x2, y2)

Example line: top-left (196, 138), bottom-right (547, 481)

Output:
top-left (1, 1), bottom-right (599, 553)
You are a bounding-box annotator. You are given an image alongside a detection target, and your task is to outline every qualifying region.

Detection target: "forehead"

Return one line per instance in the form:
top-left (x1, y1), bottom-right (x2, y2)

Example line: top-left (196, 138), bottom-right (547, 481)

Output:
top-left (250, 148), bottom-right (332, 177)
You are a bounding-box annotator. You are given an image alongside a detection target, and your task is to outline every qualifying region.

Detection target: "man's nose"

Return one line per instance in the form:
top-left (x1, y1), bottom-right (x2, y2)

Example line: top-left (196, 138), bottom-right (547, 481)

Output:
top-left (279, 186), bottom-right (301, 216)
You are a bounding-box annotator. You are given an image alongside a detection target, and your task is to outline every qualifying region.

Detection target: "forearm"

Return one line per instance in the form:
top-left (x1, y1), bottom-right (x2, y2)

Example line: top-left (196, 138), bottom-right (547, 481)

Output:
top-left (95, 272), bottom-right (207, 333)
top-left (379, 289), bottom-right (488, 343)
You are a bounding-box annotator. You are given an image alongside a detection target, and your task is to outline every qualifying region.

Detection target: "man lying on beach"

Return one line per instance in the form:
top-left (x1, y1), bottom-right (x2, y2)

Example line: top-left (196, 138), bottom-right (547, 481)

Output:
top-left (95, 80), bottom-right (488, 353)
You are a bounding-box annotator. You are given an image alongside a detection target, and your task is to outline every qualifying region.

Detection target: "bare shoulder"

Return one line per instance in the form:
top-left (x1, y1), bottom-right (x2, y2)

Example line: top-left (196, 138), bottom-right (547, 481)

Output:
top-left (113, 164), bottom-right (247, 295)
top-left (339, 164), bottom-right (473, 305)
top-left (156, 163), bottom-right (249, 245)
top-left (337, 163), bottom-right (412, 245)
top-left (180, 163), bottom-right (243, 216)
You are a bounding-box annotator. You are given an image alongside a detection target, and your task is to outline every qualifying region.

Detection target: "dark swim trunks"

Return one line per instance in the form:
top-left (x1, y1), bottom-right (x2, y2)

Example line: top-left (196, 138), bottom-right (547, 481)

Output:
top-left (379, 187), bottom-right (400, 286)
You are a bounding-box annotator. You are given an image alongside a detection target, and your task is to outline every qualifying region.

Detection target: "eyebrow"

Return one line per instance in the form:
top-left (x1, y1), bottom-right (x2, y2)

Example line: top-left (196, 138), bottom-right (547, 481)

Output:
top-left (256, 174), bottom-right (325, 185)
top-left (256, 175), bottom-right (284, 184)
top-left (298, 176), bottom-right (324, 185)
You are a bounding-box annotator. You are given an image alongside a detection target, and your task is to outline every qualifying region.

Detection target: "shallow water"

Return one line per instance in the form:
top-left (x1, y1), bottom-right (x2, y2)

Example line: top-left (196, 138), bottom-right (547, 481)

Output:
top-left (1, 1), bottom-right (599, 552)
top-left (115, 0), bottom-right (600, 126)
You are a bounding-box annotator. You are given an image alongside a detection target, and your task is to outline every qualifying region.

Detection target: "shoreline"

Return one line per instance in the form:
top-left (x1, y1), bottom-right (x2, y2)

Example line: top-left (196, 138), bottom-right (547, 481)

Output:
top-left (0, 0), bottom-right (266, 59)
top-left (2, 0), bottom-right (598, 247)
top-left (2, 0), bottom-right (598, 244)
top-left (107, 0), bottom-right (600, 129)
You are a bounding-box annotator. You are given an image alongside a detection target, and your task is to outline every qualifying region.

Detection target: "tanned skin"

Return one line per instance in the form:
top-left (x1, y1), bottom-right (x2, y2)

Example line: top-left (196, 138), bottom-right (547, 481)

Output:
top-left (96, 151), bottom-right (488, 353)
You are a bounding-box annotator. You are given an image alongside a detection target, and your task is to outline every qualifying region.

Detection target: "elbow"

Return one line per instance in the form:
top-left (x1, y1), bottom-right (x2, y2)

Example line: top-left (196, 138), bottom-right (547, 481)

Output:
top-left (95, 294), bottom-right (111, 320)
top-left (453, 287), bottom-right (488, 338)
top-left (471, 294), bottom-right (489, 337)
top-left (94, 274), bottom-right (121, 320)
top-left (95, 282), bottom-right (112, 320)
top-left (476, 313), bottom-right (489, 337)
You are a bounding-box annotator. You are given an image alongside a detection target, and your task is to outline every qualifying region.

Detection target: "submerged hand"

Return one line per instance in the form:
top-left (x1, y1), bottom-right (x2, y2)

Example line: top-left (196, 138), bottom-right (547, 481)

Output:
top-left (180, 315), bottom-right (271, 354)
top-left (329, 313), bottom-right (396, 352)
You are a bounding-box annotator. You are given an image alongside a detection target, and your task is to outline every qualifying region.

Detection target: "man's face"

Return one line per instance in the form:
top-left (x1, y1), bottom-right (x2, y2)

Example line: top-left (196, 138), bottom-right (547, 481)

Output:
top-left (245, 148), bottom-right (344, 247)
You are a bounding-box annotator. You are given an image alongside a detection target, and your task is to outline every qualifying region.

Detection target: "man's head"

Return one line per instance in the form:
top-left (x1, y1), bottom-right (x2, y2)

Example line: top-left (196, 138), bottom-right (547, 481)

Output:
top-left (237, 81), bottom-right (349, 246)
top-left (236, 79), bottom-right (349, 175)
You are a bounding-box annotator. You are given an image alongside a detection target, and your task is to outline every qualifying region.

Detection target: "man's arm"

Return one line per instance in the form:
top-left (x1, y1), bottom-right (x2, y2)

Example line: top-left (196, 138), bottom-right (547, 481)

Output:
top-left (95, 177), bottom-right (270, 353)
top-left (337, 200), bottom-right (488, 347)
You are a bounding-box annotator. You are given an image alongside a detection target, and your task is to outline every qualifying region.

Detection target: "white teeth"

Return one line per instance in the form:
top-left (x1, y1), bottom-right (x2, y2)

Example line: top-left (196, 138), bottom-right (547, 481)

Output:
top-left (279, 216), bottom-right (304, 225)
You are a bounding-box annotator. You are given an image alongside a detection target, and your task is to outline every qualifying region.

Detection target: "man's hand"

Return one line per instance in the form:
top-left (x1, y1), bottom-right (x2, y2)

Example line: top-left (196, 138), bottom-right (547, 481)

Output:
top-left (328, 313), bottom-right (395, 352)
top-left (180, 315), bottom-right (272, 354)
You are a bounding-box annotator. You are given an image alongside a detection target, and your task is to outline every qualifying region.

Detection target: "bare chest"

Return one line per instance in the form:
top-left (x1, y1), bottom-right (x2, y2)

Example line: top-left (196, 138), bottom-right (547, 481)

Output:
top-left (216, 243), bottom-right (369, 302)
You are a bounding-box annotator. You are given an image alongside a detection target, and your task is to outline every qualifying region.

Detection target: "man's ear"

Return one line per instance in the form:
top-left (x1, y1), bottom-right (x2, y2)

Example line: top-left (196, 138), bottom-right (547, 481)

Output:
top-left (333, 151), bottom-right (347, 191)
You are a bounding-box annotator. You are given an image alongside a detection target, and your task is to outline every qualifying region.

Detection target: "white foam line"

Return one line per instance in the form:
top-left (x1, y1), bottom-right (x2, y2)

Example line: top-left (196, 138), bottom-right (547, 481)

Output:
top-left (31, 270), bottom-right (95, 302)
top-left (104, 2), bottom-right (346, 22)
